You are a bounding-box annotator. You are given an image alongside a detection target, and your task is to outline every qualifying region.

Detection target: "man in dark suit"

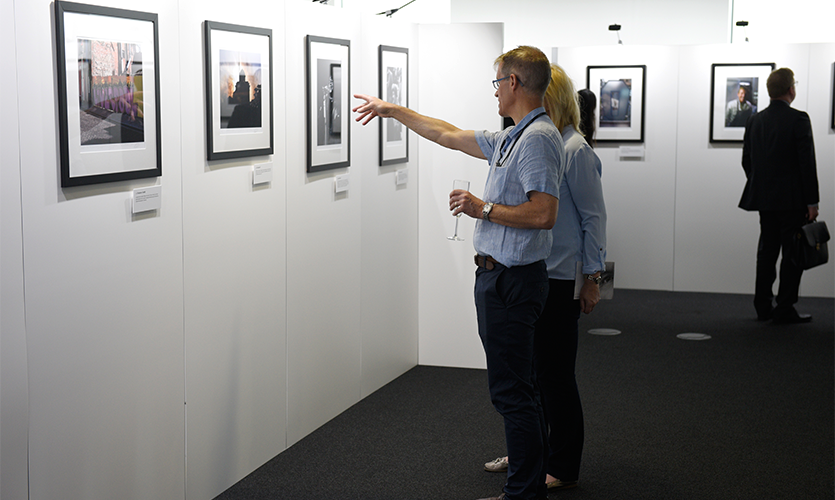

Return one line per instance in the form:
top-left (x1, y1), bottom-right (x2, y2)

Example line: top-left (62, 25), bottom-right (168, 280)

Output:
top-left (739, 67), bottom-right (819, 324)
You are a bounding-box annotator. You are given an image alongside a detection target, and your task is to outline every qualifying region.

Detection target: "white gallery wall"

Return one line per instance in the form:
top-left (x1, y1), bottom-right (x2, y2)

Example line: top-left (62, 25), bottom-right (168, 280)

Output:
top-left (556, 43), bottom-right (835, 297)
top-left (419, 42), bottom-right (834, 370)
top-left (0, 0), bottom-right (28, 497)
top-left (14, 0), bottom-right (187, 498)
top-left (416, 23), bottom-right (504, 370)
top-left (3, 1), bottom-right (420, 499)
top-left (178, 1), bottom-right (287, 499)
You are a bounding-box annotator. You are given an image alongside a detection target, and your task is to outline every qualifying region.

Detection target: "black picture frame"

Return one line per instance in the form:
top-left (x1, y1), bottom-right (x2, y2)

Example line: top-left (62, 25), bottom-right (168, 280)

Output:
top-left (709, 62), bottom-right (775, 143)
top-left (378, 45), bottom-right (409, 166)
top-left (204, 21), bottom-right (274, 160)
top-left (586, 65), bottom-right (646, 143)
top-left (305, 35), bottom-right (350, 173)
top-left (55, 1), bottom-right (161, 187)
top-left (831, 62), bottom-right (835, 131)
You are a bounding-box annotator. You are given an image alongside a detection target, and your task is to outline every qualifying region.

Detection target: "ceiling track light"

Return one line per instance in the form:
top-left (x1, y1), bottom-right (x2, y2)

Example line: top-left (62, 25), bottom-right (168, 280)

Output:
top-left (608, 24), bottom-right (623, 45)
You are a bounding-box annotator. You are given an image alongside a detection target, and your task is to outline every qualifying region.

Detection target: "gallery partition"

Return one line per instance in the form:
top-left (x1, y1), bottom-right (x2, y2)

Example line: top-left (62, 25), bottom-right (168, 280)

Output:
top-left (5, 1), bottom-right (420, 500)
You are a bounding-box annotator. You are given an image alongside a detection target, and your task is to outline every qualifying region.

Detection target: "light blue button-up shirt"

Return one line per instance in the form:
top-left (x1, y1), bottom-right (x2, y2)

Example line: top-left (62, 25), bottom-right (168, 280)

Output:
top-left (473, 107), bottom-right (564, 267)
top-left (545, 125), bottom-right (607, 279)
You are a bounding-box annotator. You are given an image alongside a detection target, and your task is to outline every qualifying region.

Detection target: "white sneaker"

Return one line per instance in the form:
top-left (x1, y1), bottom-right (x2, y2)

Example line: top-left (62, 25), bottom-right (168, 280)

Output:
top-left (483, 456), bottom-right (508, 472)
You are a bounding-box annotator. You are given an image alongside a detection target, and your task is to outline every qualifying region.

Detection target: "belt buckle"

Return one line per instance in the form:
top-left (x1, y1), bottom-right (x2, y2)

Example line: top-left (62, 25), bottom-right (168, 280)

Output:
top-left (474, 254), bottom-right (495, 270)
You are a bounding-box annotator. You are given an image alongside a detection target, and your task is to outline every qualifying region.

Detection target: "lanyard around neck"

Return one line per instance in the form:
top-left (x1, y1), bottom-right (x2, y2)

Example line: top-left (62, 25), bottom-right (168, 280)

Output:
top-left (485, 111), bottom-right (547, 204)
top-left (496, 111), bottom-right (546, 168)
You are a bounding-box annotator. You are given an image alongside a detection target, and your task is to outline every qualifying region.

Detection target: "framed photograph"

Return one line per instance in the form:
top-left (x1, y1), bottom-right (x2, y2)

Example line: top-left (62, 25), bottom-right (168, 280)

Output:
top-left (306, 35), bottom-right (350, 173)
top-left (378, 45), bottom-right (408, 166)
top-left (831, 63), bottom-right (835, 131)
top-left (204, 21), bottom-right (273, 160)
top-left (586, 65), bottom-right (646, 143)
top-left (55, 1), bottom-right (161, 187)
top-left (710, 63), bottom-right (774, 143)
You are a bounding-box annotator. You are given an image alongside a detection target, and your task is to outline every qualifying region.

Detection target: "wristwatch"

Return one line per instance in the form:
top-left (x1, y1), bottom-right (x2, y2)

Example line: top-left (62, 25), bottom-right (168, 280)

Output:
top-left (585, 273), bottom-right (603, 285)
top-left (482, 202), bottom-right (494, 222)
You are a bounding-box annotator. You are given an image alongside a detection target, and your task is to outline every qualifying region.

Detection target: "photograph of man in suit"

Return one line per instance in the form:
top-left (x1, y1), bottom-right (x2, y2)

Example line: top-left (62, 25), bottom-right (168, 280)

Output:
top-left (739, 67), bottom-right (820, 324)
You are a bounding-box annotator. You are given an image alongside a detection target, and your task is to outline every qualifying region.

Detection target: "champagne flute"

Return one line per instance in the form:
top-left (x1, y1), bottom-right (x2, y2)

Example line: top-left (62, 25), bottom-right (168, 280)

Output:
top-left (448, 179), bottom-right (470, 241)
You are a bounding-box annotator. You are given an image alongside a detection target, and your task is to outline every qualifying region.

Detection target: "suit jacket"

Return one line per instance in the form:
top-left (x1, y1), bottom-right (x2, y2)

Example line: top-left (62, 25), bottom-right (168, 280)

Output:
top-left (739, 99), bottom-right (819, 212)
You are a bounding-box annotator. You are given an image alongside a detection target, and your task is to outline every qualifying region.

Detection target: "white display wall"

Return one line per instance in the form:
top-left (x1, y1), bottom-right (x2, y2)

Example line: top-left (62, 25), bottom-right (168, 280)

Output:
top-left (3, 1), bottom-right (420, 499)
top-left (1, 0), bottom-right (28, 497)
top-left (417, 42), bottom-right (834, 370)
top-left (416, 22), bottom-right (504, 369)
top-left (555, 43), bottom-right (834, 297)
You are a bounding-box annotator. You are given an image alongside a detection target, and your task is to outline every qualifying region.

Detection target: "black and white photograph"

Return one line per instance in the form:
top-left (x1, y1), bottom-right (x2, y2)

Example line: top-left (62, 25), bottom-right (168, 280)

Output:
top-left (378, 45), bottom-right (409, 166)
top-left (56, 1), bottom-right (161, 187)
top-left (710, 62), bottom-right (774, 143)
top-left (306, 35), bottom-right (350, 173)
top-left (204, 21), bottom-right (273, 160)
top-left (586, 65), bottom-right (646, 142)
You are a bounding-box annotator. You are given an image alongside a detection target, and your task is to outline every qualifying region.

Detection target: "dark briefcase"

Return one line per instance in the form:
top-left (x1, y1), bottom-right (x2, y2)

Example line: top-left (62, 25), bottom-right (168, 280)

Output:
top-left (793, 221), bottom-right (830, 270)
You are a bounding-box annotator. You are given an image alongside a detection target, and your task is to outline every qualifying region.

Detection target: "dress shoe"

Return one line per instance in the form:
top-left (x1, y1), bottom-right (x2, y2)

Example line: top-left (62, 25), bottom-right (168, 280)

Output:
top-left (773, 312), bottom-right (812, 324)
top-left (546, 478), bottom-right (578, 490)
top-left (484, 456), bottom-right (508, 472)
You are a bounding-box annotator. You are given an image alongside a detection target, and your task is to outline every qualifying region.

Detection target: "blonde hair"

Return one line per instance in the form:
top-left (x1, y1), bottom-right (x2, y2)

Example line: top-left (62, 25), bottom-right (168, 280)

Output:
top-left (543, 63), bottom-right (580, 133)
top-left (494, 46), bottom-right (551, 98)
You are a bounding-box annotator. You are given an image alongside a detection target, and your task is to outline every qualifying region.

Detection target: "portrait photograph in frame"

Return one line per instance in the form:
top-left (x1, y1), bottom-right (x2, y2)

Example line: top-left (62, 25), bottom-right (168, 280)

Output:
top-left (204, 21), bottom-right (273, 161)
top-left (586, 65), bottom-right (646, 143)
top-left (378, 45), bottom-right (408, 166)
top-left (306, 35), bottom-right (350, 173)
top-left (709, 63), bottom-right (774, 143)
top-left (55, 1), bottom-right (161, 187)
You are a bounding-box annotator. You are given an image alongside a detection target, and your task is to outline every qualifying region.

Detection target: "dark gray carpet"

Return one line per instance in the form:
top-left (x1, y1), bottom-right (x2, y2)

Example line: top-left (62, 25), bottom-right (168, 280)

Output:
top-left (215, 290), bottom-right (834, 500)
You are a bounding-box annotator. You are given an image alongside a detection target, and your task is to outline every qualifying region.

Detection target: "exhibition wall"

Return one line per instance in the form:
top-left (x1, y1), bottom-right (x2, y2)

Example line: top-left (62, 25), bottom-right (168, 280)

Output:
top-left (556, 42), bottom-right (835, 296)
top-left (3, 1), bottom-right (419, 499)
top-left (417, 41), bottom-right (834, 370)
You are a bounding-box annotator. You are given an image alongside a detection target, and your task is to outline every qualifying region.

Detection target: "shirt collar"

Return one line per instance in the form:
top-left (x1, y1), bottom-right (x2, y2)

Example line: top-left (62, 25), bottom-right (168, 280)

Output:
top-left (507, 107), bottom-right (547, 142)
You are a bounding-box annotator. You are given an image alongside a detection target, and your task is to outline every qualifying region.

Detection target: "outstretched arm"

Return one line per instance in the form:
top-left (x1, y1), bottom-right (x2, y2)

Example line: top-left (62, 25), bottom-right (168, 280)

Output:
top-left (353, 94), bottom-right (486, 160)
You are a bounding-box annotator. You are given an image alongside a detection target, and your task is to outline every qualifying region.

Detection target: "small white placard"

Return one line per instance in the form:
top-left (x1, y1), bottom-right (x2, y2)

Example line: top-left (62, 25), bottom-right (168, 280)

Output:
top-left (132, 185), bottom-right (161, 214)
top-left (253, 162), bottom-right (273, 185)
top-left (334, 174), bottom-right (350, 193)
top-left (395, 169), bottom-right (409, 186)
top-left (618, 146), bottom-right (645, 158)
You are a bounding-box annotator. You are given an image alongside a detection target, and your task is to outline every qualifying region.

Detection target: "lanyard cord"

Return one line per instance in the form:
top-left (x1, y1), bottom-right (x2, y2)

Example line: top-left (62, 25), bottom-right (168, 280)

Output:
top-left (485, 111), bottom-right (547, 203)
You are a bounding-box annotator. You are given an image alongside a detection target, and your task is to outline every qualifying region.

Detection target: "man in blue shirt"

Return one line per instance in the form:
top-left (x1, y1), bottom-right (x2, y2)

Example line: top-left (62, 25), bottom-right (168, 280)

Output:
top-left (354, 46), bottom-right (564, 500)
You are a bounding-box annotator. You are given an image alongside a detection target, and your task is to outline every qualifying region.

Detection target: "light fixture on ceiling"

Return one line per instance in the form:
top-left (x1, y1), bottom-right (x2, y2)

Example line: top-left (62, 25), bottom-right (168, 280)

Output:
top-left (377, 0), bottom-right (417, 17)
top-left (736, 20), bottom-right (750, 42)
top-left (609, 24), bottom-right (623, 45)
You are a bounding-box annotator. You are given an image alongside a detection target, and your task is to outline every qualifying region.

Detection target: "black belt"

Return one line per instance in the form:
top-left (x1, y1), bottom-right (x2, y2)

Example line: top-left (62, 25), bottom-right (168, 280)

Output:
top-left (474, 254), bottom-right (501, 270)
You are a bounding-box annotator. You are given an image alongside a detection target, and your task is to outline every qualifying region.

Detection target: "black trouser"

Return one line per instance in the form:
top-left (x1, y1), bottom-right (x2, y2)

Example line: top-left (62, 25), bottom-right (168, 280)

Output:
top-left (533, 279), bottom-right (583, 482)
top-left (755, 210), bottom-right (807, 317)
top-left (475, 260), bottom-right (549, 500)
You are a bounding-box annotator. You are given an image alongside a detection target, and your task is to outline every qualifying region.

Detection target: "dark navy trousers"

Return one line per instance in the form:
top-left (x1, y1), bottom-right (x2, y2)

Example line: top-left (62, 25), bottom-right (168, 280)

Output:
top-left (475, 260), bottom-right (549, 500)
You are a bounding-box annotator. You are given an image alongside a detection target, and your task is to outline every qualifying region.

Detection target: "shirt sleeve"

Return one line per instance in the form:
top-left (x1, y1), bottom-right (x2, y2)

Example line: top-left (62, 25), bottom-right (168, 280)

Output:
top-left (475, 130), bottom-right (499, 161)
top-left (565, 144), bottom-right (607, 274)
top-left (515, 128), bottom-right (562, 200)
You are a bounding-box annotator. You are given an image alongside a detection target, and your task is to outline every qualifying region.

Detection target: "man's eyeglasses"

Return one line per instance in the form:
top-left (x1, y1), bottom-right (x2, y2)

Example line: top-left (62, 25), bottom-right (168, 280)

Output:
top-left (492, 75), bottom-right (524, 90)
